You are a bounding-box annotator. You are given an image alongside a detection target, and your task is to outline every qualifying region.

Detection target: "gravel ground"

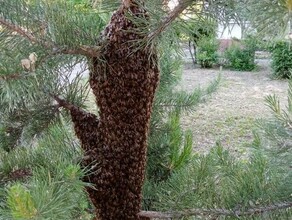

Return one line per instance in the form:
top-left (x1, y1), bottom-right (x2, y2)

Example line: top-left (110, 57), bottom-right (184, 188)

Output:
top-left (177, 59), bottom-right (289, 153)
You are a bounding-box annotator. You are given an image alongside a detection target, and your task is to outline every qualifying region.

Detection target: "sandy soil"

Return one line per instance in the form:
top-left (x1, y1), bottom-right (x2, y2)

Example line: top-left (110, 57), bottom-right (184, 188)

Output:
top-left (178, 60), bottom-right (289, 152)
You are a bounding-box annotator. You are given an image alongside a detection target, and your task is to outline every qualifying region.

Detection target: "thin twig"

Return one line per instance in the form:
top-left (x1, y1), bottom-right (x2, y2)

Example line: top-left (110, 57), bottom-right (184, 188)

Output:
top-left (148, 0), bottom-right (194, 41)
top-left (139, 201), bottom-right (292, 219)
top-left (49, 93), bottom-right (75, 110)
top-left (49, 93), bottom-right (94, 119)
top-left (0, 18), bottom-right (100, 57)
top-left (188, 40), bottom-right (196, 66)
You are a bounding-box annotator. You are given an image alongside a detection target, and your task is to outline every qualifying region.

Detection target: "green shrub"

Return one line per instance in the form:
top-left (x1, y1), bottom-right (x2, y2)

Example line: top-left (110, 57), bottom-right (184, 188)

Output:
top-left (224, 45), bottom-right (256, 71)
top-left (270, 41), bottom-right (292, 79)
top-left (197, 37), bottom-right (219, 68)
top-left (224, 37), bottom-right (257, 71)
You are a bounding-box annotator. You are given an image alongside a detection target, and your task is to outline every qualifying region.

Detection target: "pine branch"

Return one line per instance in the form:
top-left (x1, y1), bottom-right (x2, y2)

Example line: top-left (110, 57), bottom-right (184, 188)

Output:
top-left (148, 0), bottom-right (194, 41)
top-left (0, 74), bottom-right (22, 81)
top-left (50, 94), bottom-right (76, 111)
top-left (139, 201), bottom-right (292, 219)
top-left (50, 93), bottom-right (100, 151)
top-left (0, 18), bottom-right (38, 43)
top-left (0, 18), bottom-right (100, 57)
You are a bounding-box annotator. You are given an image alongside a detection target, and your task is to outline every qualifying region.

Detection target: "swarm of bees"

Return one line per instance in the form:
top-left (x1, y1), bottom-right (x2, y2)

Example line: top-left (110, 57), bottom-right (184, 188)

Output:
top-left (21, 52), bottom-right (37, 72)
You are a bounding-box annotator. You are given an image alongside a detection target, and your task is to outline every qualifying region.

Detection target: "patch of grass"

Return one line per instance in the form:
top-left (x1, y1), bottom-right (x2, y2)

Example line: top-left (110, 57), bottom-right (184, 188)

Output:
top-left (188, 114), bottom-right (257, 153)
top-left (213, 116), bottom-right (255, 146)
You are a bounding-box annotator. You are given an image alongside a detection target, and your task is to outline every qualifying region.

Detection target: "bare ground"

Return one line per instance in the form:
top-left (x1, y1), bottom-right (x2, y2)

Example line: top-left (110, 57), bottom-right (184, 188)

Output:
top-left (178, 60), bottom-right (289, 153)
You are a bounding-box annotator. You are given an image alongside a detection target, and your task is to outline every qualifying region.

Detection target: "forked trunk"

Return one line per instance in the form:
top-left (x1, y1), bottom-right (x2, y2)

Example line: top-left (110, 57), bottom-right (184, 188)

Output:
top-left (70, 2), bottom-right (159, 219)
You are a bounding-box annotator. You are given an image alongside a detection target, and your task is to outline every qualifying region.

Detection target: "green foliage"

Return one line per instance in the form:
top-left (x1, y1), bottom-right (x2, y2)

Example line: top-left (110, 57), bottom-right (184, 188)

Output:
top-left (246, 0), bottom-right (291, 39)
top-left (181, 18), bottom-right (217, 43)
top-left (144, 33), bottom-right (221, 210)
top-left (7, 184), bottom-right (37, 219)
top-left (197, 37), bottom-right (219, 68)
top-left (146, 37), bottom-right (220, 182)
top-left (0, 0), bottom-right (223, 217)
top-left (256, 80), bottom-right (292, 167)
top-left (147, 112), bottom-right (194, 183)
top-left (143, 38), bottom-right (292, 219)
top-left (224, 46), bottom-right (255, 71)
top-left (0, 0), bottom-right (110, 48)
top-left (0, 0), bottom-right (101, 152)
top-left (145, 36), bottom-right (292, 220)
top-left (269, 41), bottom-right (292, 79)
top-left (224, 37), bottom-right (257, 71)
top-left (144, 145), bottom-right (292, 219)
top-left (0, 125), bottom-right (90, 219)
top-left (0, 125), bottom-right (80, 176)
top-left (5, 0), bottom-right (292, 219)
top-left (0, 56), bottom-right (89, 152)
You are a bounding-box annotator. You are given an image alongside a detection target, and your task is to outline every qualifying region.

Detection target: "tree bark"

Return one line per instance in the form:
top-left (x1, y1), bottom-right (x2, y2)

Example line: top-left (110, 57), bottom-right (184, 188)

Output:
top-left (70, 2), bottom-right (159, 219)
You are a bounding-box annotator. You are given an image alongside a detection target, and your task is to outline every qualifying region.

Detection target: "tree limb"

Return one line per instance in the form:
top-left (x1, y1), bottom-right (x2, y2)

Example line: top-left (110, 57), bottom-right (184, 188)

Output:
top-left (49, 94), bottom-right (99, 125)
top-left (148, 0), bottom-right (194, 41)
top-left (139, 201), bottom-right (292, 219)
top-left (0, 74), bottom-right (22, 81)
top-left (49, 94), bottom-right (76, 111)
top-left (0, 18), bottom-right (100, 57)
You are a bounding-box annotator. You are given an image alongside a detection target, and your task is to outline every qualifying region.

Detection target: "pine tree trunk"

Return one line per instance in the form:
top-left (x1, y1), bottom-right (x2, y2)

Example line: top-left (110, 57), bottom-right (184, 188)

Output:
top-left (70, 2), bottom-right (159, 219)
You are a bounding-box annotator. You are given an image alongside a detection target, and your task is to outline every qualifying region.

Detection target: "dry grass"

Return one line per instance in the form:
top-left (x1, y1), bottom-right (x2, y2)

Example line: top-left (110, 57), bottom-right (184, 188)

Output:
top-left (179, 60), bottom-right (288, 153)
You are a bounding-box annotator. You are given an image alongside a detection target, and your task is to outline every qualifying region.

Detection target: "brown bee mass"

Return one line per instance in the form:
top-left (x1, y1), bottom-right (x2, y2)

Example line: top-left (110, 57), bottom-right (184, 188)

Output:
top-left (69, 2), bottom-right (159, 220)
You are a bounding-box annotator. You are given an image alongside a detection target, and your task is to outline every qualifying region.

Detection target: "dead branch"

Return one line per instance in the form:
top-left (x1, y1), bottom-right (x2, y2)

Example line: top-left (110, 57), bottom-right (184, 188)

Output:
top-left (139, 201), bottom-right (292, 219)
top-left (0, 18), bottom-right (40, 44)
top-left (0, 18), bottom-right (100, 57)
top-left (148, 0), bottom-right (194, 41)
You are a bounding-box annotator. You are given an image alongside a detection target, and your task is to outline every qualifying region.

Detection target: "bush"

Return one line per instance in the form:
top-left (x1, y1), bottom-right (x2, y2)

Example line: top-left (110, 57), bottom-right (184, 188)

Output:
top-left (197, 37), bottom-right (219, 68)
top-left (224, 46), bottom-right (256, 71)
top-left (224, 37), bottom-right (257, 71)
top-left (269, 41), bottom-right (292, 79)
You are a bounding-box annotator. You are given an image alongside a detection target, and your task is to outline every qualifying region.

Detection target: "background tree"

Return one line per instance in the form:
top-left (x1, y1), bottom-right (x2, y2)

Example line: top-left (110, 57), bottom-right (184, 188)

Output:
top-left (245, 0), bottom-right (292, 79)
top-left (246, 0), bottom-right (292, 38)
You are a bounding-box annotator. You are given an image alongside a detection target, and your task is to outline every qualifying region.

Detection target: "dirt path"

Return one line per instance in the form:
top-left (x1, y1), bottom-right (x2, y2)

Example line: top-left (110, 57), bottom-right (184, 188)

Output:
top-left (178, 60), bottom-right (289, 152)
